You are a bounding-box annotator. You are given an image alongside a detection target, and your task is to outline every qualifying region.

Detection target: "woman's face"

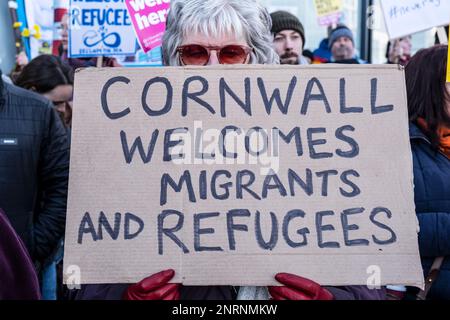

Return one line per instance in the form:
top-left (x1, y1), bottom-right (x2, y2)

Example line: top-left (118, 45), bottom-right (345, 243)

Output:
top-left (43, 84), bottom-right (73, 114)
top-left (179, 33), bottom-right (251, 65)
top-left (60, 13), bottom-right (69, 51)
top-left (398, 36), bottom-right (412, 57)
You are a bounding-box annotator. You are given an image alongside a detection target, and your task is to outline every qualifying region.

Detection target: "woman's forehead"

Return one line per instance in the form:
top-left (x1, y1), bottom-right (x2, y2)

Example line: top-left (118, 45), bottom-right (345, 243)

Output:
top-left (44, 84), bottom-right (73, 100)
top-left (180, 9), bottom-right (248, 44)
top-left (181, 32), bottom-right (248, 46)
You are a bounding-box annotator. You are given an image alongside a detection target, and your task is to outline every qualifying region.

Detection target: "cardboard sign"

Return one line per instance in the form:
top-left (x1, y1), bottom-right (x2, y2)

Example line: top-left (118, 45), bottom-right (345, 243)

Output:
top-left (64, 65), bottom-right (424, 288)
top-left (69, 0), bottom-right (136, 58)
top-left (313, 0), bottom-right (342, 26)
top-left (125, 0), bottom-right (170, 53)
top-left (380, 0), bottom-right (450, 40)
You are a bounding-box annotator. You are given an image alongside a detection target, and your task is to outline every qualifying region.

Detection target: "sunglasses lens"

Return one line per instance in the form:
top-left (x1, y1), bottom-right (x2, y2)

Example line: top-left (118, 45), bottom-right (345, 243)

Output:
top-left (219, 45), bottom-right (248, 64)
top-left (180, 45), bottom-right (209, 65)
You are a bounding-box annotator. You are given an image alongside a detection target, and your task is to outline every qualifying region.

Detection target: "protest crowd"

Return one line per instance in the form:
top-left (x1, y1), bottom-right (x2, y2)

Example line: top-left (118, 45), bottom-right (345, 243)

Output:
top-left (0, 0), bottom-right (449, 302)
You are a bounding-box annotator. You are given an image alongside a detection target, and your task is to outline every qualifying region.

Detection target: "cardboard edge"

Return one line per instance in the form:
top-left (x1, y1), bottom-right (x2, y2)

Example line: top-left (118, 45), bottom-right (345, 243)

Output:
top-left (75, 64), bottom-right (404, 74)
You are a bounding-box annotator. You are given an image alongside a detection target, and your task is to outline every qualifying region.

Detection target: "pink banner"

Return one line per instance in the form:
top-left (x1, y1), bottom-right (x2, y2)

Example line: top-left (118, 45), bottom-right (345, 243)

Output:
top-left (125, 0), bottom-right (170, 53)
top-left (317, 12), bottom-right (342, 27)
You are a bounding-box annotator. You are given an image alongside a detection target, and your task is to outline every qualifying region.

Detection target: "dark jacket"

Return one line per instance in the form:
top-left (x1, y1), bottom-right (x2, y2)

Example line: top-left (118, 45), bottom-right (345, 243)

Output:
top-left (409, 123), bottom-right (450, 299)
top-left (70, 284), bottom-right (385, 300)
top-left (313, 38), bottom-right (332, 64)
top-left (0, 208), bottom-right (40, 299)
top-left (0, 74), bottom-right (70, 263)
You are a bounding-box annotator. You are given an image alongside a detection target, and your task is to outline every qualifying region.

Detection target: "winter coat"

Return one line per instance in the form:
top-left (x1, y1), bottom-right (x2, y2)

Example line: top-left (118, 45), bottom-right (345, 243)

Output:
top-left (408, 123), bottom-right (450, 299)
top-left (70, 284), bottom-right (385, 300)
top-left (0, 76), bottom-right (70, 262)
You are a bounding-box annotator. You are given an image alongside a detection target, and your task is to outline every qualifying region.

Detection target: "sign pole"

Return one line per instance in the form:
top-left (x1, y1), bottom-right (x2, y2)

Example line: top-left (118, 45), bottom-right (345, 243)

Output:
top-left (96, 56), bottom-right (103, 68)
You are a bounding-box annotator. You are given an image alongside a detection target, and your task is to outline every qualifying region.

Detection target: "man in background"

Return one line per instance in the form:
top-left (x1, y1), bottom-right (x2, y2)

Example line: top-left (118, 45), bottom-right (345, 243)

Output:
top-left (329, 25), bottom-right (366, 64)
top-left (270, 11), bottom-right (309, 65)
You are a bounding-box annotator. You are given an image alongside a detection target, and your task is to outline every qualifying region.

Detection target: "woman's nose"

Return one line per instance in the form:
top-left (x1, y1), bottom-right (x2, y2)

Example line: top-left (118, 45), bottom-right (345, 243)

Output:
top-left (207, 50), bottom-right (220, 65)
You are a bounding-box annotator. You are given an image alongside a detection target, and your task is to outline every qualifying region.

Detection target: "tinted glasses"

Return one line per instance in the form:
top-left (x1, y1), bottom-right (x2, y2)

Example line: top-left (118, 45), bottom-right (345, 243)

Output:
top-left (177, 44), bottom-right (252, 66)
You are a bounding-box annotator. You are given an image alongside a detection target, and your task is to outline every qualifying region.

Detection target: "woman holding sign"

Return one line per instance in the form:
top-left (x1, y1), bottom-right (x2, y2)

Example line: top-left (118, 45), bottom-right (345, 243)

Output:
top-left (404, 45), bottom-right (450, 300)
top-left (70, 0), bottom-right (387, 301)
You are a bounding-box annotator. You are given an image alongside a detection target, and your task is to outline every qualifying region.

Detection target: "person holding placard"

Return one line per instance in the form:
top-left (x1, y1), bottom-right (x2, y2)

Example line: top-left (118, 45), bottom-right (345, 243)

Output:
top-left (386, 36), bottom-right (412, 66)
top-left (69, 0), bottom-right (387, 301)
top-left (404, 45), bottom-right (450, 300)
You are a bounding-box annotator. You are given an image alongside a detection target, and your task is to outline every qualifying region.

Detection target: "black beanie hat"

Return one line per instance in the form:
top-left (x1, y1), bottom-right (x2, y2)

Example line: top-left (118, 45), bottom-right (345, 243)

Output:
top-left (270, 11), bottom-right (305, 47)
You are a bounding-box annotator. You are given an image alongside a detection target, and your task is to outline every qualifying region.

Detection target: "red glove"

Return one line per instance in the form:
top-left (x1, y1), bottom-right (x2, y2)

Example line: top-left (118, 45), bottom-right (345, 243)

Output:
top-left (268, 273), bottom-right (334, 300)
top-left (123, 269), bottom-right (180, 300)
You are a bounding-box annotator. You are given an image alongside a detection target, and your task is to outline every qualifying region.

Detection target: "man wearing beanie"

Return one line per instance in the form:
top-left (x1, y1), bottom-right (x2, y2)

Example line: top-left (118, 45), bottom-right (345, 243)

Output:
top-left (328, 25), bottom-right (366, 64)
top-left (270, 11), bottom-right (309, 65)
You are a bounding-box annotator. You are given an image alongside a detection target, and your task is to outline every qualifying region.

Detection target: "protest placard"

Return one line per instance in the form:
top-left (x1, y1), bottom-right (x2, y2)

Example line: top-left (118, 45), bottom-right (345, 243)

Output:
top-left (69, 0), bottom-right (136, 58)
top-left (64, 65), bottom-right (424, 288)
top-left (125, 0), bottom-right (170, 53)
top-left (380, 0), bottom-right (450, 40)
top-left (313, 0), bottom-right (342, 27)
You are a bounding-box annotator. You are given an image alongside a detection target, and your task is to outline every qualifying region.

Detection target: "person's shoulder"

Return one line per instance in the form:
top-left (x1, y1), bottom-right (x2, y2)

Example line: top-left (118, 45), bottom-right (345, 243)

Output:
top-left (409, 122), bottom-right (431, 151)
top-left (4, 82), bottom-right (52, 111)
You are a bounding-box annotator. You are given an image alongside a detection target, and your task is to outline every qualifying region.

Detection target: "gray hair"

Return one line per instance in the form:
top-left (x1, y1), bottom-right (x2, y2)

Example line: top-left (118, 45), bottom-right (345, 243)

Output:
top-left (162, 0), bottom-right (279, 66)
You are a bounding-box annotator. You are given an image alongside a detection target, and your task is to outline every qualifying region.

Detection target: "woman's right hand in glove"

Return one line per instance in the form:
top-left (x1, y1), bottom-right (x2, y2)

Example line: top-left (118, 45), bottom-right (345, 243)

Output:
top-left (123, 269), bottom-right (180, 300)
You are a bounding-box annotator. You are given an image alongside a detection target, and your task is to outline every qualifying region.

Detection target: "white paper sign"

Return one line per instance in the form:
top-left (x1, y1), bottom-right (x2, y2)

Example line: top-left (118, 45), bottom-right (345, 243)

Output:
top-left (380, 0), bottom-right (450, 39)
top-left (69, 0), bottom-right (136, 58)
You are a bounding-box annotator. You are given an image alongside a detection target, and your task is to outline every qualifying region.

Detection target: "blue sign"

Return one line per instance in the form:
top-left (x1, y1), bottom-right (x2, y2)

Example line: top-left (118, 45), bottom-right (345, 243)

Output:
top-left (69, 0), bottom-right (136, 58)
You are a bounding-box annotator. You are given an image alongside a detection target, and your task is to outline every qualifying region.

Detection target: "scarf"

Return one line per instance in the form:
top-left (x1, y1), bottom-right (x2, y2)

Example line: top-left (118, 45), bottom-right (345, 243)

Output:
top-left (237, 286), bottom-right (270, 300)
top-left (416, 118), bottom-right (450, 159)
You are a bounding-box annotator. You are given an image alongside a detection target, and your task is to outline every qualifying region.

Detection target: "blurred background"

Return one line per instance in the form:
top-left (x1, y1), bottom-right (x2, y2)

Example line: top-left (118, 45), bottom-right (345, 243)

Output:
top-left (0, 0), bottom-right (447, 72)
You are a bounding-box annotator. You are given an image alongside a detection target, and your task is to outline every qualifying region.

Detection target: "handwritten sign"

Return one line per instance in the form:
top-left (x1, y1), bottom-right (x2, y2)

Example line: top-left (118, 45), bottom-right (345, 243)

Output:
top-left (313, 0), bottom-right (342, 26)
top-left (380, 0), bottom-right (450, 40)
top-left (125, 0), bottom-right (170, 53)
top-left (64, 65), bottom-right (424, 288)
top-left (69, 0), bottom-right (136, 58)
